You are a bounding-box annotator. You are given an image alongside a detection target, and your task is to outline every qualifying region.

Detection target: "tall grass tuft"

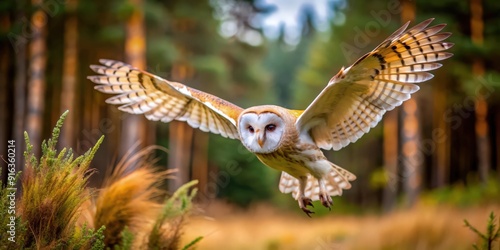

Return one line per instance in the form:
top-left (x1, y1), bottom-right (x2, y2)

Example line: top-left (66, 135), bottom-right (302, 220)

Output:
top-left (0, 111), bottom-right (106, 249)
top-left (89, 145), bottom-right (172, 247)
top-left (81, 145), bottom-right (202, 249)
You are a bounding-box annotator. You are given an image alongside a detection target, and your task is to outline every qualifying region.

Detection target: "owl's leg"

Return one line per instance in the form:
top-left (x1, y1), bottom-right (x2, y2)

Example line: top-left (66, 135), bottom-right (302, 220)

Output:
top-left (318, 178), bottom-right (333, 209)
top-left (297, 176), bottom-right (314, 217)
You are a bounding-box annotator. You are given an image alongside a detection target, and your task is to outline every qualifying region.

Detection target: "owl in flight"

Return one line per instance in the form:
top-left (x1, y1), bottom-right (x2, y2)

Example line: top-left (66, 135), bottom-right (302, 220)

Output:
top-left (89, 18), bottom-right (452, 216)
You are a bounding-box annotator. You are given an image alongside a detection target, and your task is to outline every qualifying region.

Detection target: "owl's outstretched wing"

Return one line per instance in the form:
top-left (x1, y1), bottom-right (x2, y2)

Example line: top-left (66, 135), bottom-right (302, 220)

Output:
top-left (88, 59), bottom-right (243, 139)
top-left (295, 18), bottom-right (453, 150)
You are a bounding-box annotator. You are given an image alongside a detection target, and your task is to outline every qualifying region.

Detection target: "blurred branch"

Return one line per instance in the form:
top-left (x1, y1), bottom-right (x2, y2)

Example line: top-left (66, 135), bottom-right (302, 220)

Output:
top-left (464, 212), bottom-right (500, 250)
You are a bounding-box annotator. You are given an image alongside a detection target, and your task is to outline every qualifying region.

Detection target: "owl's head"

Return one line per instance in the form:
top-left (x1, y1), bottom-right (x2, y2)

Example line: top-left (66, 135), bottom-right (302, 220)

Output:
top-left (238, 110), bottom-right (286, 154)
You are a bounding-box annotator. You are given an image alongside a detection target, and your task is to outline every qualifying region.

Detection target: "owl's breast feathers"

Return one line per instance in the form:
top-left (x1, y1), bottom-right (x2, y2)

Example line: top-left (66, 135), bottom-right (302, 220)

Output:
top-left (256, 141), bottom-right (327, 177)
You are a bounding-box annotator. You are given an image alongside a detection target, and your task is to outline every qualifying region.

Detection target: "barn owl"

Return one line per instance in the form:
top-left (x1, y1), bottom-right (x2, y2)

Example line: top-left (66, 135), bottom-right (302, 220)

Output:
top-left (88, 18), bottom-right (452, 216)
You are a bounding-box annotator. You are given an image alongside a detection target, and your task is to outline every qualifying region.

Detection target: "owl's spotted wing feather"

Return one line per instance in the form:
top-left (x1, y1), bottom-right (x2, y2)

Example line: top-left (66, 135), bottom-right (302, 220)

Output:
top-left (296, 18), bottom-right (453, 150)
top-left (88, 59), bottom-right (243, 139)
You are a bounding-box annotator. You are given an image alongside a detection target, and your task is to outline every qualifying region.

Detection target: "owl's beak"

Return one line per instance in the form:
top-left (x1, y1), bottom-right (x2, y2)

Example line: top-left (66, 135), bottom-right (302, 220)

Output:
top-left (257, 132), bottom-right (265, 148)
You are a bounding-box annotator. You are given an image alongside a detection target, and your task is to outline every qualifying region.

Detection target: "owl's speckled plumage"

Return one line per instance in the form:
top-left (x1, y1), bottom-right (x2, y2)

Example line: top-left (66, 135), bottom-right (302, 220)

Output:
top-left (88, 18), bottom-right (452, 216)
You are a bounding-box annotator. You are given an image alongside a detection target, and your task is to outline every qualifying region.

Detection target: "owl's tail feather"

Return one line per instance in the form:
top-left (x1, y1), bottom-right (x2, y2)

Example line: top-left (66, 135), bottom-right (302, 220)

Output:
top-left (279, 163), bottom-right (356, 201)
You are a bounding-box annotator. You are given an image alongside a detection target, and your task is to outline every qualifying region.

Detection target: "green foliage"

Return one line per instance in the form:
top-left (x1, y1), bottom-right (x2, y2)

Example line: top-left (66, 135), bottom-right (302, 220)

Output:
top-left (90, 226), bottom-right (106, 250)
top-left (0, 111), bottom-right (105, 249)
top-left (159, 180), bottom-right (198, 219)
top-left (208, 136), bottom-right (277, 207)
top-left (97, 26), bottom-right (126, 43)
top-left (423, 177), bottom-right (500, 207)
top-left (113, 0), bottom-right (135, 20)
top-left (69, 225), bottom-right (106, 250)
top-left (192, 55), bottom-right (229, 80)
top-left (148, 180), bottom-right (202, 250)
top-left (369, 167), bottom-right (389, 189)
top-left (464, 212), bottom-right (500, 250)
top-left (146, 37), bottom-right (179, 65)
top-left (114, 227), bottom-right (133, 250)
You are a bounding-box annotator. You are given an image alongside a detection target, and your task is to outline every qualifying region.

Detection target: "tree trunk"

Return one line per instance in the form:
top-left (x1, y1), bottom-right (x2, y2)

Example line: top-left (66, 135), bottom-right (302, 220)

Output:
top-left (13, 7), bottom-right (27, 172)
top-left (433, 73), bottom-right (449, 187)
top-left (192, 130), bottom-right (209, 199)
top-left (400, 0), bottom-right (422, 208)
top-left (382, 110), bottom-right (398, 212)
top-left (0, 14), bottom-right (11, 185)
top-left (120, 0), bottom-right (148, 166)
top-left (168, 121), bottom-right (194, 191)
top-left (59, 0), bottom-right (79, 149)
top-left (470, 0), bottom-right (490, 184)
top-left (25, 0), bottom-right (48, 157)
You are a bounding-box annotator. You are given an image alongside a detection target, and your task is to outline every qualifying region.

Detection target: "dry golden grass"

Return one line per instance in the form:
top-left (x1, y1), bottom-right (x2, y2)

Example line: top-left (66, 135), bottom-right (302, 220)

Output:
top-left (182, 201), bottom-right (499, 250)
top-left (79, 145), bottom-right (174, 247)
top-left (78, 145), bottom-right (202, 249)
top-left (93, 167), bottom-right (166, 246)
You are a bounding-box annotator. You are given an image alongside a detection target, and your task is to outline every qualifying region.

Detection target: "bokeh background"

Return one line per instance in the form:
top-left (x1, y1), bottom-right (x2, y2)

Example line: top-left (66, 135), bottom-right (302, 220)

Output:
top-left (1, 0), bottom-right (500, 249)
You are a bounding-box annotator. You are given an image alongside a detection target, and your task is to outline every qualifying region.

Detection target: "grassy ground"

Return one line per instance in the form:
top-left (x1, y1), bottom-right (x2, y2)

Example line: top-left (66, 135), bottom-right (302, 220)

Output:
top-left (182, 202), bottom-right (499, 250)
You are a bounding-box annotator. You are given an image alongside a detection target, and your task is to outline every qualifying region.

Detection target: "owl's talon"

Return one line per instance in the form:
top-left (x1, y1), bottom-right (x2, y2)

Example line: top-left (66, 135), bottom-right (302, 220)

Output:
top-left (319, 193), bottom-right (333, 209)
top-left (303, 209), bottom-right (314, 217)
top-left (303, 197), bottom-right (313, 207)
top-left (301, 207), bottom-right (315, 217)
top-left (299, 197), bottom-right (315, 217)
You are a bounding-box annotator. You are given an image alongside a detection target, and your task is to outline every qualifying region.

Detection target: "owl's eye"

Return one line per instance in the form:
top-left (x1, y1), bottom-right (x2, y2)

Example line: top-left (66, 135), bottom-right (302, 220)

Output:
top-left (248, 126), bottom-right (254, 133)
top-left (265, 124), bottom-right (276, 132)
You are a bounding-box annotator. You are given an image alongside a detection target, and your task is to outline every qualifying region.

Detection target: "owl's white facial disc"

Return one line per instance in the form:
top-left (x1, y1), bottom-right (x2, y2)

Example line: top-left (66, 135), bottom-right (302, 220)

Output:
top-left (239, 112), bottom-right (285, 154)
